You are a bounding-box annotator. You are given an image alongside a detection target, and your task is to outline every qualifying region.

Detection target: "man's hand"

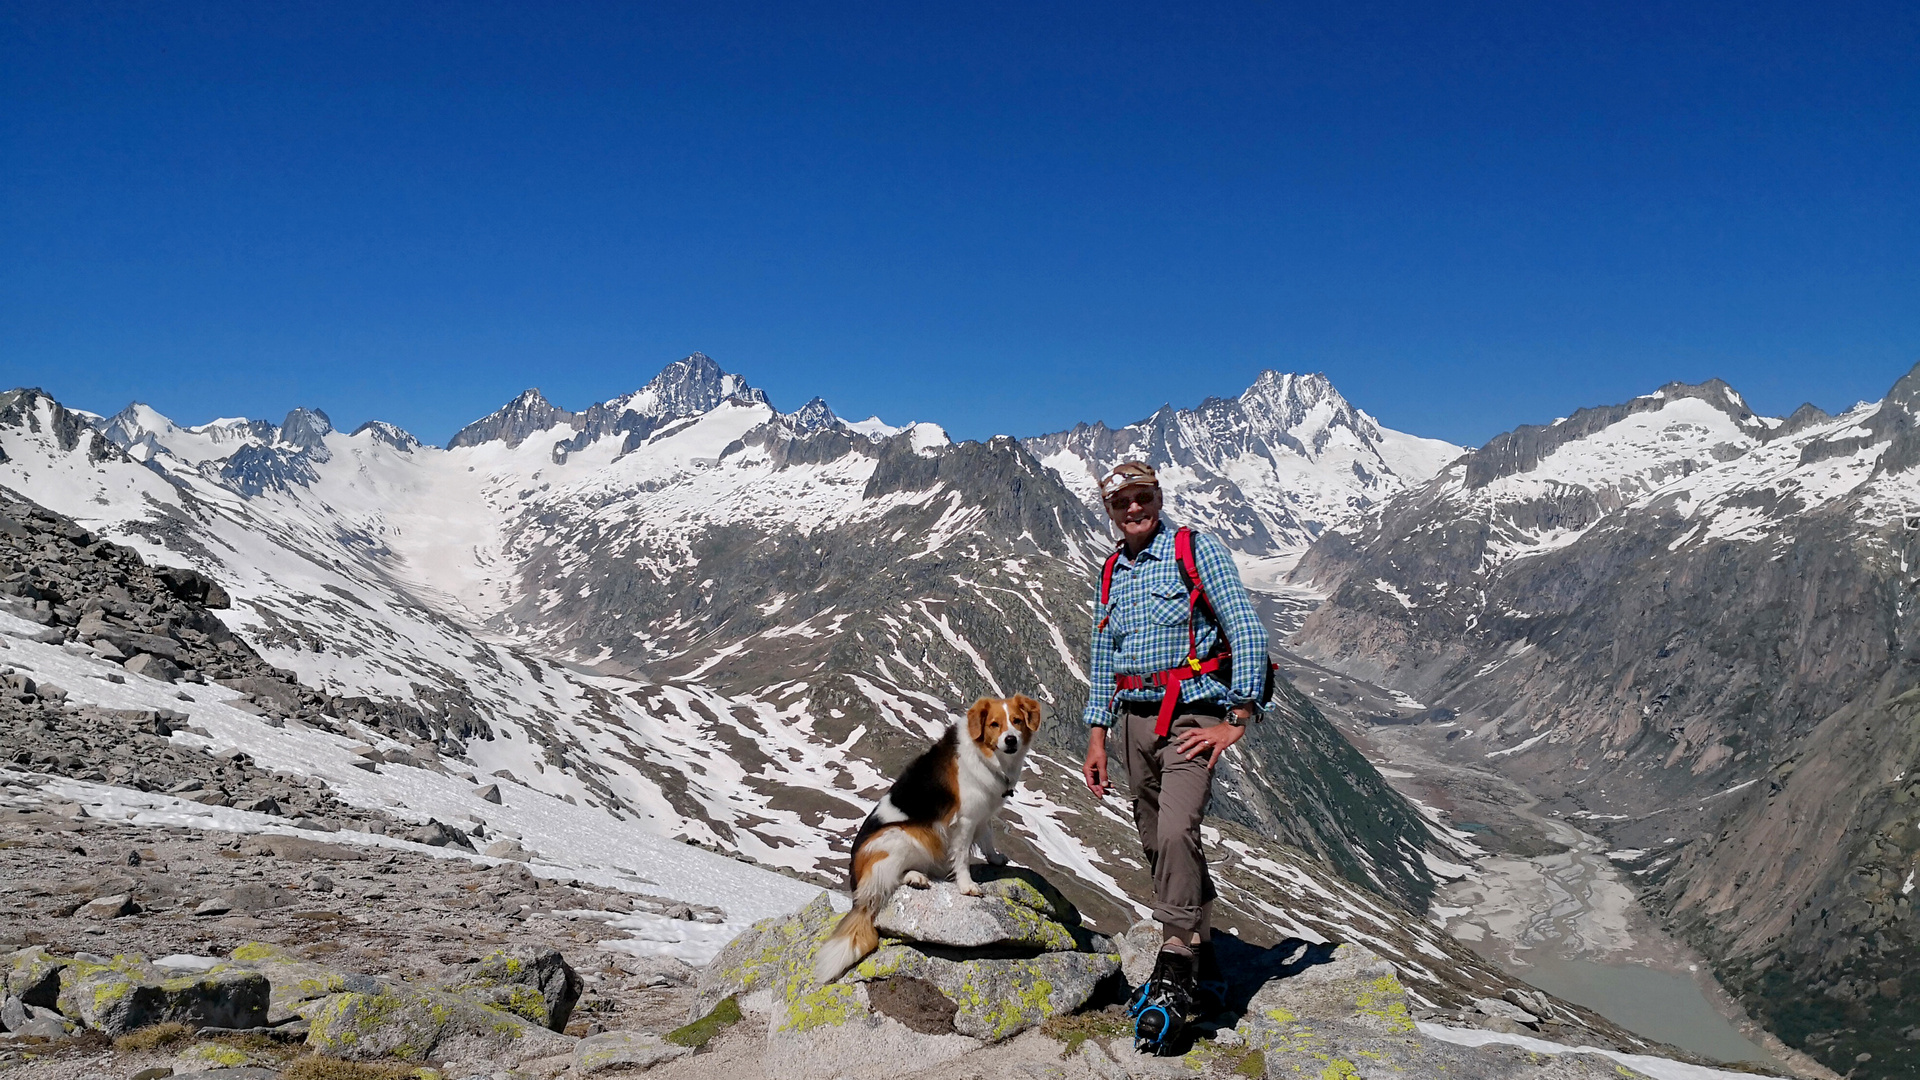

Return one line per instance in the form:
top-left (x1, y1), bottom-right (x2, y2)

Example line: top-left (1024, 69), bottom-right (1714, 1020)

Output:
top-left (1083, 726), bottom-right (1110, 797)
top-left (1173, 720), bottom-right (1245, 768)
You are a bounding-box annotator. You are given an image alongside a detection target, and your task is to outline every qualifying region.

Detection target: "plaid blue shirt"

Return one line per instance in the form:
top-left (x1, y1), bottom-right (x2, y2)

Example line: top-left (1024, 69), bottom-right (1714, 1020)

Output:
top-left (1082, 523), bottom-right (1269, 728)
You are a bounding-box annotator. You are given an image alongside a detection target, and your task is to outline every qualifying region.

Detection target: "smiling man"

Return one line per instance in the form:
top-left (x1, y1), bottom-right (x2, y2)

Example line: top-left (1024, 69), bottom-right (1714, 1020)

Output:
top-left (1080, 460), bottom-right (1268, 1052)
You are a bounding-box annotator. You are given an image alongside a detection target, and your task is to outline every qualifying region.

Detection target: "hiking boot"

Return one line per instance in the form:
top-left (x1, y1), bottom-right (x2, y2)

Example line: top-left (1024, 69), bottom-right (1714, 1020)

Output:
top-left (1128, 949), bottom-right (1195, 1055)
top-left (1194, 940), bottom-right (1228, 1014)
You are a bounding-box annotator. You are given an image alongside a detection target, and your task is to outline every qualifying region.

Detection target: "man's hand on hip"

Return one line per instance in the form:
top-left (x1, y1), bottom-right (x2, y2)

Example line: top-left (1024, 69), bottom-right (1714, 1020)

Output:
top-left (1174, 719), bottom-right (1245, 768)
top-left (1083, 726), bottom-right (1110, 797)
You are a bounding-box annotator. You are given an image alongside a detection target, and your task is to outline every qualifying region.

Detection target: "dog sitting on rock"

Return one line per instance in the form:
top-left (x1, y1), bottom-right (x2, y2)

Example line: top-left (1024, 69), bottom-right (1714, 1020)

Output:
top-left (812, 695), bottom-right (1043, 985)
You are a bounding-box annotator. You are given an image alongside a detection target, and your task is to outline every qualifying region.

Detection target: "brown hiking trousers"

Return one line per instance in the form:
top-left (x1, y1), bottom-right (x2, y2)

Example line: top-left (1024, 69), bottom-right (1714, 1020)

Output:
top-left (1119, 700), bottom-right (1223, 936)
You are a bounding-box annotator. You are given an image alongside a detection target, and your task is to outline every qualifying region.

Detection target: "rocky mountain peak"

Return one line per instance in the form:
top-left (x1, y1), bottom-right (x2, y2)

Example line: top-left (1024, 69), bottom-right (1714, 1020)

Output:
top-left (1461, 379), bottom-right (1761, 490)
top-left (783, 396), bottom-right (840, 434)
top-left (446, 387), bottom-right (579, 450)
top-left (1025, 370), bottom-right (1459, 556)
top-left (553, 354), bottom-right (773, 463)
top-left (275, 408), bottom-right (333, 455)
top-left (351, 419), bottom-right (422, 451)
top-left (622, 352), bottom-right (771, 418)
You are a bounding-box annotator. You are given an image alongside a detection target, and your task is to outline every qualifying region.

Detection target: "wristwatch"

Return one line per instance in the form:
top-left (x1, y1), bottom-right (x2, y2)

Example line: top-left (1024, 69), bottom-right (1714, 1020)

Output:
top-left (1225, 706), bottom-right (1256, 727)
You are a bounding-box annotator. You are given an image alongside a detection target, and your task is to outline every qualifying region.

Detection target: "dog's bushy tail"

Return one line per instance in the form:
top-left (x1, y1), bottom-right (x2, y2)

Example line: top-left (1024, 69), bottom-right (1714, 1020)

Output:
top-left (812, 902), bottom-right (880, 986)
top-left (814, 831), bottom-right (925, 985)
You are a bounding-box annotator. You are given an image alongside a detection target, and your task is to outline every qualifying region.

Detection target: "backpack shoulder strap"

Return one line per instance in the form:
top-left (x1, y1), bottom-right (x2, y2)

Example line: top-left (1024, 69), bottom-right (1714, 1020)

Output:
top-left (1173, 527), bottom-right (1213, 615)
top-left (1099, 546), bottom-right (1124, 606)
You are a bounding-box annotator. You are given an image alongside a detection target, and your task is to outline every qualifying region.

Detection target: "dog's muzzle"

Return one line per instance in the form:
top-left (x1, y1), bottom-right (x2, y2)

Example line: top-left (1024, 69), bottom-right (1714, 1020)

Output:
top-left (1000, 734), bottom-right (1022, 754)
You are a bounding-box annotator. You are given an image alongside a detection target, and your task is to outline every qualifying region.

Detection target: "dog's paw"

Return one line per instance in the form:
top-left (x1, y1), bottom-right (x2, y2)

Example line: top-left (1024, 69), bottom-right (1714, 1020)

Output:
top-left (985, 851), bottom-right (1010, 867)
top-left (958, 881), bottom-right (984, 897)
top-left (903, 870), bottom-right (932, 889)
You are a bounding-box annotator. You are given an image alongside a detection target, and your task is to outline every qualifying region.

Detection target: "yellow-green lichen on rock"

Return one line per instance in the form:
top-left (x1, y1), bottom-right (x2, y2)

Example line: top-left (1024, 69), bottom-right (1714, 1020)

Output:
top-left (217, 943), bottom-right (353, 1023)
top-left (305, 985), bottom-right (571, 1065)
top-left (1352, 974), bottom-right (1415, 1034)
top-left (228, 941), bottom-right (295, 964)
top-left (443, 947), bottom-right (582, 1032)
top-left (4, 945), bottom-right (68, 1007)
top-left (55, 956), bottom-right (268, 1036)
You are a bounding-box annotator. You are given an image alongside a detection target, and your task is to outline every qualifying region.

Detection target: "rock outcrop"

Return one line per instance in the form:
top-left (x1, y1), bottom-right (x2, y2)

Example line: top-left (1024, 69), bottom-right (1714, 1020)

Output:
top-left (700, 873), bottom-right (1121, 1079)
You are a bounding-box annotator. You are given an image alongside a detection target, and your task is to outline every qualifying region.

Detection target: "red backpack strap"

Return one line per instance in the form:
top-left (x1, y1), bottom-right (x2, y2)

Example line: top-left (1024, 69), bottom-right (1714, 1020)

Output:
top-left (1173, 527), bottom-right (1212, 615)
top-left (1174, 527), bottom-right (1227, 664)
top-left (1099, 546), bottom-right (1123, 606)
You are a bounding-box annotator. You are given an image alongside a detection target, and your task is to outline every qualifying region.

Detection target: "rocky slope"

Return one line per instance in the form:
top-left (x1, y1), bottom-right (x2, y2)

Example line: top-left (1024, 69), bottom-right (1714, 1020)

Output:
top-left (1287, 366), bottom-right (1920, 1079)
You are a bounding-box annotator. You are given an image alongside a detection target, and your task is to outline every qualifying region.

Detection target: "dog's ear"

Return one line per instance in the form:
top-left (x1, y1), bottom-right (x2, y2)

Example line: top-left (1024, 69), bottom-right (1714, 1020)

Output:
top-left (1011, 695), bottom-right (1043, 733)
top-left (967, 698), bottom-right (993, 743)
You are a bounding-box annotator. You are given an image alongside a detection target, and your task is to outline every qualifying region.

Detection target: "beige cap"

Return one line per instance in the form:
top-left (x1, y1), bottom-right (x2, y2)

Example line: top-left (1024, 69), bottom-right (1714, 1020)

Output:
top-left (1098, 461), bottom-right (1159, 499)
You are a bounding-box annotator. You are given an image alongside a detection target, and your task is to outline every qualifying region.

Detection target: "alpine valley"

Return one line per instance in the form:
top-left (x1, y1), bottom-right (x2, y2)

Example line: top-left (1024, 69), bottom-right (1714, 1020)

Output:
top-left (1, 351), bottom-right (1906, 1079)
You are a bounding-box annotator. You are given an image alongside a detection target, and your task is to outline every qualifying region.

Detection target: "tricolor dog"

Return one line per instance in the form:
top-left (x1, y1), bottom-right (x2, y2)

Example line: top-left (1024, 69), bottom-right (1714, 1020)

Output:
top-left (813, 694), bottom-right (1043, 985)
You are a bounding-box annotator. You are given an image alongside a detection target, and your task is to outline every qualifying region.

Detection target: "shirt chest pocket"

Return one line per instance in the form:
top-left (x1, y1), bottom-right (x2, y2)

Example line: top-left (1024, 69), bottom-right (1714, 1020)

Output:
top-left (1146, 586), bottom-right (1190, 628)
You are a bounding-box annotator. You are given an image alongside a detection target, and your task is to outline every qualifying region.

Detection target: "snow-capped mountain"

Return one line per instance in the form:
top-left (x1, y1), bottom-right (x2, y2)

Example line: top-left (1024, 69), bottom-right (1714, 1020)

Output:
top-left (1288, 366), bottom-right (1920, 1079)
top-left (0, 358), bottom-right (1448, 949)
top-left (1026, 371), bottom-right (1463, 561)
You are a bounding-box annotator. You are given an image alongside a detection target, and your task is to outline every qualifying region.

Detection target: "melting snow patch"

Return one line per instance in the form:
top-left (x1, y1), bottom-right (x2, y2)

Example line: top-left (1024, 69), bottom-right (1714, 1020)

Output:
top-left (1485, 731), bottom-right (1548, 758)
top-left (1373, 579), bottom-right (1414, 609)
top-left (1420, 852), bottom-right (1473, 880)
top-left (1388, 689), bottom-right (1427, 711)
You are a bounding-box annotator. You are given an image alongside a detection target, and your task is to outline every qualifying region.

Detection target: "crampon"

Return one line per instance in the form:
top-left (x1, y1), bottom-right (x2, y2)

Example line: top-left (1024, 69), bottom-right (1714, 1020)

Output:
top-left (1127, 949), bottom-right (1195, 1055)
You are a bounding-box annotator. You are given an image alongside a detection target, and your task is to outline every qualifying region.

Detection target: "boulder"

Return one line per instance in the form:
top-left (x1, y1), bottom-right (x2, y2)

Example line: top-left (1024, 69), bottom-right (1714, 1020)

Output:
top-left (11, 1004), bottom-right (75, 1039)
top-left (305, 984), bottom-right (574, 1065)
top-left (574, 1030), bottom-right (694, 1074)
top-left (483, 838), bottom-right (532, 862)
top-left (217, 676), bottom-right (302, 714)
top-left (408, 818), bottom-right (476, 849)
top-left (90, 628), bottom-right (182, 659)
top-left (873, 876), bottom-right (1079, 951)
top-left (216, 941), bottom-right (352, 1024)
top-left (700, 879), bottom-right (1119, 1079)
top-left (1242, 941), bottom-right (1415, 1041)
top-left (0, 994), bottom-right (25, 1032)
top-left (221, 883), bottom-right (296, 913)
top-left (5, 946), bottom-right (66, 1008)
top-left (1475, 995), bottom-right (1540, 1026)
top-left (53, 955), bottom-right (269, 1035)
top-left (450, 947), bottom-right (583, 1031)
top-left (80, 893), bottom-right (139, 919)
top-left (123, 653), bottom-right (182, 683)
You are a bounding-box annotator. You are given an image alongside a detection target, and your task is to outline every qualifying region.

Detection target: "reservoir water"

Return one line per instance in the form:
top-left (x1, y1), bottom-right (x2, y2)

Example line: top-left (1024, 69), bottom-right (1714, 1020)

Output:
top-left (1517, 952), bottom-right (1781, 1068)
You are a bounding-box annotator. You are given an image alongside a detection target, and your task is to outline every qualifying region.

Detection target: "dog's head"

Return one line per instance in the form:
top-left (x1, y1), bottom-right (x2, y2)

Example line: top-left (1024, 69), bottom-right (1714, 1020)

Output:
top-left (966, 695), bottom-right (1043, 758)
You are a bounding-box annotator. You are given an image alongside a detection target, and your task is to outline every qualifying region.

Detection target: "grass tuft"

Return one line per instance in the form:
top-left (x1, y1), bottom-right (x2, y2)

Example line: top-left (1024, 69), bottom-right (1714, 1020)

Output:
top-left (1040, 1004), bottom-right (1133, 1057)
top-left (113, 1021), bottom-right (194, 1051)
top-left (279, 1056), bottom-right (421, 1080)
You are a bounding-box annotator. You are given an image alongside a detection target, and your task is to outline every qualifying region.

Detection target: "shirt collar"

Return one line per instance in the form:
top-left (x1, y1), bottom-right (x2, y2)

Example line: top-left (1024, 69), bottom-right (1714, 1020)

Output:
top-left (1119, 521), bottom-right (1175, 566)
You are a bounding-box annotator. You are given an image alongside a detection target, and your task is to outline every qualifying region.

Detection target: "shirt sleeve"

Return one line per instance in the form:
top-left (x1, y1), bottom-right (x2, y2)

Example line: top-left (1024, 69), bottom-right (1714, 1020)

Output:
top-left (1082, 596), bottom-right (1117, 728)
top-left (1192, 532), bottom-right (1268, 707)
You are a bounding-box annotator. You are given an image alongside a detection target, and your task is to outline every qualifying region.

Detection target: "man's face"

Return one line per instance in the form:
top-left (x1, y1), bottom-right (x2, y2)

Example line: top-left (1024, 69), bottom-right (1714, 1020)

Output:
top-left (1104, 484), bottom-right (1161, 545)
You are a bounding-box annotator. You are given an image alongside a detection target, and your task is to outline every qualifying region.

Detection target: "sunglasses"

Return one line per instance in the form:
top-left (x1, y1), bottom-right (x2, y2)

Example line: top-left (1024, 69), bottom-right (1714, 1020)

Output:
top-left (1105, 489), bottom-right (1159, 510)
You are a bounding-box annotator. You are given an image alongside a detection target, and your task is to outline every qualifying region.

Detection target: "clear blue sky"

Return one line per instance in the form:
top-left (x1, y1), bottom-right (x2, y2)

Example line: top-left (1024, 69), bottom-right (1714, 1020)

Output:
top-left (4, 2), bottom-right (1916, 446)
